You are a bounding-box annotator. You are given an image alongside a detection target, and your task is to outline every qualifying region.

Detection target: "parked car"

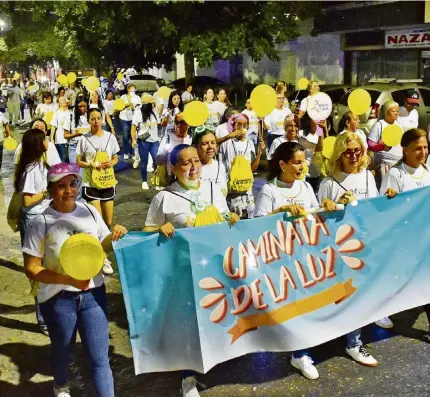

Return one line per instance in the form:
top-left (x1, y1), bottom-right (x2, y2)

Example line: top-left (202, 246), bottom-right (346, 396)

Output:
top-left (332, 83), bottom-right (430, 134)
top-left (168, 76), bottom-right (244, 104)
top-left (128, 74), bottom-right (166, 94)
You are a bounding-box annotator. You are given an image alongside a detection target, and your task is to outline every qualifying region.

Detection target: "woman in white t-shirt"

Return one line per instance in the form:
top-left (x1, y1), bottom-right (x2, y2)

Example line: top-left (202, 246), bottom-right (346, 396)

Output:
top-left (144, 145), bottom-right (238, 235)
top-left (89, 91), bottom-right (115, 134)
top-left (379, 128), bottom-right (430, 333)
top-left (131, 94), bottom-right (160, 190)
top-left (34, 92), bottom-right (58, 129)
top-left (298, 80), bottom-right (320, 119)
top-left (160, 90), bottom-right (184, 138)
top-left (337, 111), bottom-right (368, 149)
top-left (22, 162), bottom-right (127, 397)
top-left (264, 93), bottom-right (292, 149)
top-left (368, 100), bottom-right (402, 188)
top-left (103, 89), bottom-right (116, 133)
top-left (119, 83), bottom-right (141, 159)
top-left (267, 115), bottom-right (301, 160)
top-left (50, 97), bottom-right (71, 163)
top-left (65, 95), bottom-right (90, 165)
top-left (254, 141), bottom-right (336, 381)
top-left (193, 124), bottom-right (227, 191)
top-left (204, 88), bottom-right (222, 126)
top-left (242, 98), bottom-right (259, 145)
top-left (213, 89), bottom-right (230, 119)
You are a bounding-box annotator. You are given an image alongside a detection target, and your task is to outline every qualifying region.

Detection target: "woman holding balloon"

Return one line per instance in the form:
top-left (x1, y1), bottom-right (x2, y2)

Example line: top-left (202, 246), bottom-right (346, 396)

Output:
top-left (298, 80), bottom-right (320, 119)
top-left (264, 93), bottom-right (292, 149)
top-left (22, 162), bottom-right (128, 397)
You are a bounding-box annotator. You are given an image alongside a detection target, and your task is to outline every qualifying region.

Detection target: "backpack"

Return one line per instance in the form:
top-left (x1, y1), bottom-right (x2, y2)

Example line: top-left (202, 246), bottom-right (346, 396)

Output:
top-left (228, 140), bottom-right (254, 193)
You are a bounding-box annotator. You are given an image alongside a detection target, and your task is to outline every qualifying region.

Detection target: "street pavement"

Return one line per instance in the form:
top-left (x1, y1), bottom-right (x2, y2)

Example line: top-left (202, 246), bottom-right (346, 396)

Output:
top-left (1, 120), bottom-right (430, 396)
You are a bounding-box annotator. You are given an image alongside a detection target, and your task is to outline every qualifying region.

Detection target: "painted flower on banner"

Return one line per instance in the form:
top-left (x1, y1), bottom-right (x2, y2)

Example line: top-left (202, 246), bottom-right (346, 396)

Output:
top-left (199, 222), bottom-right (365, 324)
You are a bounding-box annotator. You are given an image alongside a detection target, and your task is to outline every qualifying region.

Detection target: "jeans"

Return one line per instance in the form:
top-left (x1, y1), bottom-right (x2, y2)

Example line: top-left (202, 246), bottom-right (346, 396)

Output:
top-left (137, 140), bottom-right (159, 182)
top-left (55, 144), bottom-right (67, 163)
top-left (40, 285), bottom-right (114, 397)
top-left (120, 119), bottom-right (132, 156)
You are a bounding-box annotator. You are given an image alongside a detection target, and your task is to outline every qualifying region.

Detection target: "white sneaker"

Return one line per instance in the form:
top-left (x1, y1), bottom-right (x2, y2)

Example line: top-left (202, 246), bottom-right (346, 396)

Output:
top-left (375, 317), bottom-right (393, 329)
top-left (182, 376), bottom-right (200, 397)
top-left (291, 355), bottom-right (319, 380)
top-left (346, 346), bottom-right (378, 367)
top-left (141, 181), bottom-right (150, 190)
top-left (133, 159), bottom-right (140, 169)
top-left (54, 385), bottom-right (71, 397)
top-left (102, 258), bottom-right (114, 275)
top-left (123, 154), bottom-right (130, 160)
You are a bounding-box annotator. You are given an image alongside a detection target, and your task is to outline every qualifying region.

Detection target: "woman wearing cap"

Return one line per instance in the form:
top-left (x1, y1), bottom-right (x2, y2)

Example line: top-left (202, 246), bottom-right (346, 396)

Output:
top-left (378, 128), bottom-right (430, 331)
top-left (193, 124), bottom-right (227, 190)
top-left (131, 94), bottom-right (160, 190)
top-left (22, 162), bottom-right (128, 397)
top-left (144, 144), bottom-right (238, 235)
top-left (399, 90), bottom-right (419, 132)
top-left (267, 115), bottom-right (301, 160)
top-left (76, 108), bottom-right (120, 275)
top-left (338, 111), bottom-right (368, 148)
top-left (14, 119), bottom-right (57, 168)
top-left (298, 81), bottom-right (320, 119)
top-left (368, 100), bottom-right (402, 188)
top-left (119, 83), bottom-right (141, 160)
top-left (156, 112), bottom-right (192, 179)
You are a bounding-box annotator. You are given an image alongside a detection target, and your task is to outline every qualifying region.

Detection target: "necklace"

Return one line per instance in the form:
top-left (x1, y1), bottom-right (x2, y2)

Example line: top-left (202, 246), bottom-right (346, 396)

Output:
top-left (274, 178), bottom-right (303, 198)
top-left (402, 163), bottom-right (426, 180)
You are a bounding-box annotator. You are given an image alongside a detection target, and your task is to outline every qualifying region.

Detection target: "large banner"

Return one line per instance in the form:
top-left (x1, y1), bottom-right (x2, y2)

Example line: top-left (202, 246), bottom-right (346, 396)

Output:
top-left (114, 187), bottom-right (430, 375)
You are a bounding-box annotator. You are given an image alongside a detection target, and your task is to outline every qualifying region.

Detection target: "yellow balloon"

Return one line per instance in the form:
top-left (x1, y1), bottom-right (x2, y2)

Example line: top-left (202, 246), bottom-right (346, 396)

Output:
top-left (114, 98), bottom-right (126, 111)
top-left (250, 84), bottom-right (277, 117)
top-left (67, 72), bottom-right (77, 84)
top-left (81, 78), bottom-right (87, 87)
top-left (57, 74), bottom-right (68, 86)
top-left (322, 136), bottom-right (337, 159)
top-left (382, 124), bottom-right (404, 147)
top-left (3, 137), bottom-right (18, 151)
top-left (44, 111), bottom-right (54, 125)
top-left (183, 101), bottom-right (209, 126)
top-left (117, 72), bottom-right (124, 80)
top-left (157, 86), bottom-right (171, 100)
top-left (60, 233), bottom-right (104, 280)
top-left (297, 77), bottom-right (309, 91)
top-left (13, 73), bottom-right (20, 80)
top-left (348, 89), bottom-right (371, 115)
top-left (86, 76), bottom-right (100, 92)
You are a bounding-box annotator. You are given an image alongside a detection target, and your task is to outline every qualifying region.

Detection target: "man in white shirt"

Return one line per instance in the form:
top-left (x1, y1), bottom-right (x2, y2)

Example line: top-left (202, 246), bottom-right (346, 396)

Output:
top-left (398, 89), bottom-right (419, 132)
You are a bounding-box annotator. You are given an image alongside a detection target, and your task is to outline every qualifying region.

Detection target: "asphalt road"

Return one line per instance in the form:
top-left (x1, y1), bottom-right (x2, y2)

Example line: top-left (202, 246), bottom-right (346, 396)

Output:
top-left (1, 120), bottom-right (430, 397)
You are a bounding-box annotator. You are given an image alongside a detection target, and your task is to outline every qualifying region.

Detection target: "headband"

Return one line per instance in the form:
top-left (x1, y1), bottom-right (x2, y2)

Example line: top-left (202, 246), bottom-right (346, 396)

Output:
top-left (227, 113), bottom-right (249, 133)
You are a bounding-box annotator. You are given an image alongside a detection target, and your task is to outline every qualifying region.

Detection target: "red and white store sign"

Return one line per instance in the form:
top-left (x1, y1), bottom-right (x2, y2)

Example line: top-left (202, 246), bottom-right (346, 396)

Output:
top-left (385, 29), bottom-right (430, 49)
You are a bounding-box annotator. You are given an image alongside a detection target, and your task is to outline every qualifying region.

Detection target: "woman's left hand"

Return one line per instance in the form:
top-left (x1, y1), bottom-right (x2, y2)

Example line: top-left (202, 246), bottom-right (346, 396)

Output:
top-left (228, 213), bottom-right (240, 227)
top-left (101, 161), bottom-right (113, 169)
top-left (258, 140), bottom-right (266, 153)
top-left (111, 224), bottom-right (128, 241)
top-left (321, 199), bottom-right (337, 212)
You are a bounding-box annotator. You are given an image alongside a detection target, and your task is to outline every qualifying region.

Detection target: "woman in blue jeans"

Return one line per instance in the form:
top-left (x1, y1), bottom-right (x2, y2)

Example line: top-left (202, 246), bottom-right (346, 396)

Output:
top-left (22, 162), bottom-right (128, 397)
top-left (131, 93), bottom-right (160, 190)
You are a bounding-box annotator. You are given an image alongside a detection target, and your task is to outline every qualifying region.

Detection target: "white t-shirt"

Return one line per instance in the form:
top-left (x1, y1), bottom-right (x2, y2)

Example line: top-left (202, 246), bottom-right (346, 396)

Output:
top-left (182, 91), bottom-right (195, 104)
top-left (201, 159), bottom-right (227, 190)
top-left (380, 163), bottom-right (430, 194)
top-left (156, 133), bottom-right (193, 175)
top-left (14, 142), bottom-right (61, 167)
top-left (132, 111), bottom-right (159, 143)
top-left (368, 119), bottom-right (403, 166)
top-left (398, 107), bottom-right (419, 131)
top-left (299, 96), bottom-right (310, 113)
top-left (242, 109), bottom-right (258, 137)
top-left (22, 202), bottom-right (110, 303)
top-left (220, 138), bottom-right (256, 175)
top-left (51, 109), bottom-right (72, 145)
top-left (35, 103), bottom-right (58, 125)
top-left (103, 99), bottom-right (115, 116)
top-left (119, 93), bottom-right (141, 121)
top-left (76, 131), bottom-right (120, 187)
top-left (145, 180), bottom-right (229, 229)
top-left (298, 133), bottom-right (320, 178)
top-left (20, 162), bottom-right (50, 214)
top-left (213, 101), bottom-right (227, 119)
top-left (255, 179), bottom-right (319, 217)
top-left (265, 108), bottom-right (292, 136)
top-left (70, 114), bottom-right (90, 145)
top-left (215, 122), bottom-right (229, 139)
top-left (206, 102), bottom-right (222, 126)
top-left (318, 170), bottom-right (378, 202)
top-left (338, 129), bottom-right (368, 149)
top-left (267, 135), bottom-right (301, 160)
top-left (161, 107), bottom-right (181, 136)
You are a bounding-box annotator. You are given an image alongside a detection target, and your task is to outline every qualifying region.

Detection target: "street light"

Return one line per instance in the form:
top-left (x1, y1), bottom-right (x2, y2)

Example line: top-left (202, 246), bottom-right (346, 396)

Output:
top-left (0, 20), bottom-right (5, 32)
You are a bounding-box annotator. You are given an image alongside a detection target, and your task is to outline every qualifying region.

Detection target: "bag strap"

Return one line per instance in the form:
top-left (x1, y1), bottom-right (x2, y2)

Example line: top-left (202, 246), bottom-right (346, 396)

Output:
top-left (215, 159), bottom-right (220, 184)
top-left (104, 132), bottom-right (112, 152)
top-left (83, 203), bottom-right (97, 223)
top-left (165, 189), bottom-right (195, 204)
top-left (211, 182), bottom-right (213, 204)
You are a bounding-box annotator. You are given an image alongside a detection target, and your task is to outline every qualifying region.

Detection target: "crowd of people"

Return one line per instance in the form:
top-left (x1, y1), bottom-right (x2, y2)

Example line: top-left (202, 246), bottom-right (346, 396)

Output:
top-left (3, 74), bottom-right (430, 397)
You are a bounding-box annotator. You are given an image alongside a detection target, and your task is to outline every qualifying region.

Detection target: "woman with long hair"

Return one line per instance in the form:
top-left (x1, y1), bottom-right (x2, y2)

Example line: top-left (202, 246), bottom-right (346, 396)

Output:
top-left (103, 90), bottom-right (117, 133)
top-left (298, 80), bottom-right (320, 119)
top-left (204, 88), bottom-right (221, 126)
top-left (131, 94), bottom-right (160, 190)
top-left (34, 91), bottom-right (58, 130)
top-left (119, 83), bottom-right (141, 160)
top-left (65, 94), bottom-right (89, 165)
top-left (89, 91), bottom-right (115, 134)
top-left (160, 90), bottom-right (184, 138)
top-left (214, 88), bottom-right (230, 119)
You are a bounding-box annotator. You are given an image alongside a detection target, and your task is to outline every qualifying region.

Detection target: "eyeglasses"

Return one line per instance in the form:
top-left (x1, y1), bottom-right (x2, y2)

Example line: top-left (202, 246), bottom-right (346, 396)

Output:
top-left (343, 148), bottom-right (363, 158)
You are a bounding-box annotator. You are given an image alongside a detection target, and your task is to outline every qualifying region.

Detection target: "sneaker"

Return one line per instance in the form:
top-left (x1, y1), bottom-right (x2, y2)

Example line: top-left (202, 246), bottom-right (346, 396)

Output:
top-left (40, 324), bottom-right (49, 336)
top-left (123, 154), bottom-right (130, 160)
top-left (346, 346), bottom-right (378, 367)
top-left (182, 376), bottom-right (200, 397)
top-left (54, 385), bottom-right (71, 397)
top-left (375, 317), bottom-right (393, 329)
top-left (141, 181), bottom-right (150, 190)
top-left (291, 355), bottom-right (319, 380)
top-left (102, 258), bottom-right (114, 275)
top-left (133, 159), bottom-right (140, 169)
